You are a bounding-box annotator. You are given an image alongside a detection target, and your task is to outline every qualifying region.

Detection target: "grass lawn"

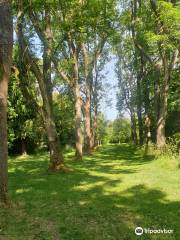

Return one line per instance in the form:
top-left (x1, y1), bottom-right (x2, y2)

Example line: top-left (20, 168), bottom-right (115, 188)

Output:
top-left (0, 144), bottom-right (180, 240)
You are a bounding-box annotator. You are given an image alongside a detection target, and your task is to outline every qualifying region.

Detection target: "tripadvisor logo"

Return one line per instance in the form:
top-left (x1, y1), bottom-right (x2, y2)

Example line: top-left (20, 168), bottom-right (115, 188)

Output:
top-left (135, 227), bottom-right (143, 236)
top-left (135, 226), bottom-right (174, 236)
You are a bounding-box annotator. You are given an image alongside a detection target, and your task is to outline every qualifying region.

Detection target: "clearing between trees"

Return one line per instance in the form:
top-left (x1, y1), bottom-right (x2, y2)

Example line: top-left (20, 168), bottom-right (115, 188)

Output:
top-left (0, 144), bottom-right (179, 240)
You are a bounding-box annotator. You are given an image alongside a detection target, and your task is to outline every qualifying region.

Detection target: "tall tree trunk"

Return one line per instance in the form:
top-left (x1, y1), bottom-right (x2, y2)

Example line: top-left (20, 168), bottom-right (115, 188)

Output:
top-left (154, 63), bottom-right (167, 149)
top-left (90, 111), bottom-right (94, 149)
top-left (74, 85), bottom-right (83, 160)
top-left (130, 107), bottom-right (137, 145)
top-left (0, 0), bottom-right (13, 204)
top-left (43, 10), bottom-right (53, 106)
top-left (154, 67), bottom-right (161, 130)
top-left (41, 11), bottom-right (64, 169)
top-left (156, 72), bottom-right (169, 149)
top-left (69, 42), bottom-right (83, 160)
top-left (144, 77), bottom-right (151, 145)
top-left (132, 0), bottom-right (144, 146)
top-left (92, 58), bottom-right (99, 148)
top-left (93, 104), bottom-right (98, 147)
top-left (84, 93), bottom-right (92, 153)
top-left (137, 71), bottom-right (144, 145)
top-left (81, 43), bottom-right (93, 153)
top-left (41, 107), bottom-right (64, 170)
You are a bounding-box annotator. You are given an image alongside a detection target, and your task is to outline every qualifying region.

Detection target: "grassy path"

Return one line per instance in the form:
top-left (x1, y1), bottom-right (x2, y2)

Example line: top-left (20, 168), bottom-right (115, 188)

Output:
top-left (0, 144), bottom-right (180, 240)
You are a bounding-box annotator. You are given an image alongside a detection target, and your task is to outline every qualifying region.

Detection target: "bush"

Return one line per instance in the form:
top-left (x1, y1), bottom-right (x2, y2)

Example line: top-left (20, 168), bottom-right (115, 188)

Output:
top-left (167, 133), bottom-right (180, 155)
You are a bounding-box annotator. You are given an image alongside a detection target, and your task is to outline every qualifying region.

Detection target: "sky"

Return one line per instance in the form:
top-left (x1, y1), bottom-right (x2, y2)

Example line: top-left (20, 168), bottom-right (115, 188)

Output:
top-left (101, 57), bottom-right (118, 121)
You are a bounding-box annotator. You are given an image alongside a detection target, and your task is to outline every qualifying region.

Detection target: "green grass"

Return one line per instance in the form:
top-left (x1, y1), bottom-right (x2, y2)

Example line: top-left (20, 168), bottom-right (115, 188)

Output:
top-left (0, 144), bottom-right (180, 240)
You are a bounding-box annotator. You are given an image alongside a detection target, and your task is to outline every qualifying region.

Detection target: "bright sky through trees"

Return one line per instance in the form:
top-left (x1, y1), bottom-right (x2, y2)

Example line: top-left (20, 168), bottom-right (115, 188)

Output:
top-left (101, 57), bottom-right (118, 120)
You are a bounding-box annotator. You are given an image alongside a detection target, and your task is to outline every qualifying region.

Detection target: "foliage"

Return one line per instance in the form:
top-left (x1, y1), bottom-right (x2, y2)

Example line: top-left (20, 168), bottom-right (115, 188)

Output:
top-left (8, 71), bottom-right (41, 154)
top-left (96, 112), bottom-right (108, 143)
top-left (53, 92), bottom-right (75, 146)
top-left (115, 0), bottom-right (180, 148)
top-left (109, 118), bottom-right (131, 143)
top-left (167, 133), bottom-right (180, 155)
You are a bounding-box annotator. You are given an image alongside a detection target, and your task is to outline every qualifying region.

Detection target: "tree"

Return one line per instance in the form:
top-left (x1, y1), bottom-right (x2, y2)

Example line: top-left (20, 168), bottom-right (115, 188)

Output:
top-left (91, 52), bottom-right (109, 148)
top-left (79, 0), bottom-right (118, 153)
top-left (53, 92), bottom-right (75, 147)
top-left (116, 50), bottom-right (138, 145)
top-left (96, 112), bottom-right (108, 145)
top-left (15, 1), bottom-right (65, 171)
top-left (49, 0), bottom-right (118, 157)
top-left (116, 0), bottom-right (180, 149)
top-left (131, 0), bottom-right (180, 148)
top-left (0, 0), bottom-right (13, 204)
top-left (8, 47), bottom-right (42, 155)
top-left (8, 73), bottom-right (38, 155)
top-left (110, 118), bottom-right (131, 143)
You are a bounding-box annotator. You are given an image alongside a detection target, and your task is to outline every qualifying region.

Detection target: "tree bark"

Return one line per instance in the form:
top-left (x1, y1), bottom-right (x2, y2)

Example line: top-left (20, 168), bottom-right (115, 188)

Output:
top-left (0, 0), bottom-right (13, 204)
top-left (74, 85), bottom-right (83, 160)
top-left (144, 76), bottom-right (151, 145)
top-left (156, 71), bottom-right (169, 149)
top-left (21, 139), bottom-right (27, 155)
top-left (130, 107), bottom-right (138, 145)
top-left (41, 11), bottom-right (64, 169)
top-left (81, 43), bottom-right (93, 153)
top-left (136, 69), bottom-right (144, 145)
top-left (69, 42), bottom-right (83, 160)
top-left (84, 94), bottom-right (92, 153)
top-left (41, 108), bottom-right (64, 170)
top-left (93, 104), bottom-right (98, 147)
top-left (43, 10), bottom-right (53, 106)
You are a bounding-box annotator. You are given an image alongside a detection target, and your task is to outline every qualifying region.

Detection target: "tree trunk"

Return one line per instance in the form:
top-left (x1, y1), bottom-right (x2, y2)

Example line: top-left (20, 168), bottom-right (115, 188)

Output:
top-left (90, 128), bottom-right (94, 149)
top-left (137, 74), bottom-right (144, 145)
top-left (41, 11), bottom-right (64, 170)
top-left (133, 18), bottom-right (144, 145)
top-left (74, 85), bottom-right (83, 160)
top-left (144, 76), bottom-right (151, 145)
top-left (41, 109), bottom-right (64, 170)
top-left (43, 10), bottom-right (53, 106)
top-left (84, 95), bottom-right (92, 153)
top-left (156, 113), bottom-right (166, 149)
top-left (93, 104), bottom-right (98, 147)
top-left (154, 67), bottom-right (161, 127)
top-left (0, 0), bottom-right (13, 204)
top-left (81, 43), bottom-right (93, 154)
top-left (89, 110), bottom-right (94, 149)
top-left (130, 108), bottom-right (137, 145)
top-left (21, 139), bottom-right (27, 155)
top-left (144, 114), bottom-right (151, 144)
top-left (144, 113), bottom-right (151, 146)
top-left (92, 58), bottom-right (99, 149)
top-left (69, 42), bottom-right (83, 160)
top-left (156, 72), bottom-right (169, 149)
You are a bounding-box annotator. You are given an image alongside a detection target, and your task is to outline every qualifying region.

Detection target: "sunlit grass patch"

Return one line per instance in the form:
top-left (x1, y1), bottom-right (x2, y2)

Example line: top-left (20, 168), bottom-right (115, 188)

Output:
top-left (0, 144), bottom-right (179, 240)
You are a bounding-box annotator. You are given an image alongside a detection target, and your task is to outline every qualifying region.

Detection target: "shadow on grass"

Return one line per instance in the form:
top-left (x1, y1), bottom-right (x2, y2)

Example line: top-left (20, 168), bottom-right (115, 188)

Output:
top-left (76, 144), bottom-right (155, 175)
top-left (94, 144), bottom-right (155, 164)
top-left (1, 145), bottom-right (179, 240)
